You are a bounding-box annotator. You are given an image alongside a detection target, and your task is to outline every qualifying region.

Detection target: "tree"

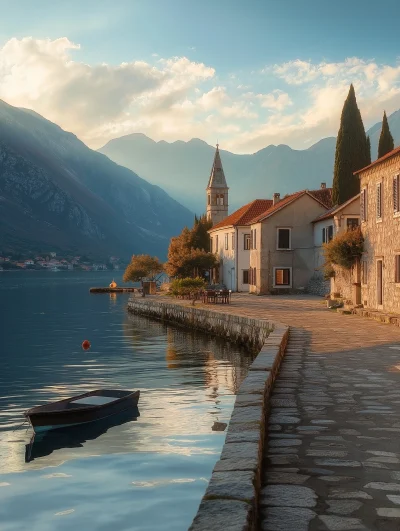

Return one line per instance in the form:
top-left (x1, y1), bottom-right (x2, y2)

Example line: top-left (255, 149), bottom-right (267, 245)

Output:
top-left (366, 135), bottom-right (371, 165)
top-left (191, 215), bottom-right (213, 251)
top-left (165, 216), bottom-right (216, 278)
top-left (378, 111), bottom-right (394, 159)
top-left (332, 84), bottom-right (370, 206)
top-left (123, 254), bottom-right (163, 283)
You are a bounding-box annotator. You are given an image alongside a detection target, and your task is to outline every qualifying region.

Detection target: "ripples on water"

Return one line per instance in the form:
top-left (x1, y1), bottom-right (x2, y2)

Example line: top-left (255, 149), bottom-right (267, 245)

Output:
top-left (0, 272), bottom-right (254, 531)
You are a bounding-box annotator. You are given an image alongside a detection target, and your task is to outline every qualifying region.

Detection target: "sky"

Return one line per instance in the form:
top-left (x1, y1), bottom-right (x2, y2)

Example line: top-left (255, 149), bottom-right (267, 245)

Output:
top-left (1, 0), bottom-right (400, 152)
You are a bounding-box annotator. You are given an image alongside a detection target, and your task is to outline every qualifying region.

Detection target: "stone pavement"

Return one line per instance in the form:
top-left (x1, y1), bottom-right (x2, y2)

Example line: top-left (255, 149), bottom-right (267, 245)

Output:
top-left (166, 294), bottom-right (400, 529)
top-left (224, 294), bottom-right (400, 531)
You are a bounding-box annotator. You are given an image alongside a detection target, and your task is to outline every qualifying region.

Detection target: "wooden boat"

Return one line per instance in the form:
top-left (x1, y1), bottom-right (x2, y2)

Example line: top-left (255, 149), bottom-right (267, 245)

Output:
top-left (24, 389), bottom-right (140, 433)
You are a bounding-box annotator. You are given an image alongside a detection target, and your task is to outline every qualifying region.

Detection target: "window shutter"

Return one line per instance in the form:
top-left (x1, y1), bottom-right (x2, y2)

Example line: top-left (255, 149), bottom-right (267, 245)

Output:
top-left (377, 183), bottom-right (382, 219)
top-left (394, 176), bottom-right (399, 213)
top-left (396, 255), bottom-right (400, 283)
top-left (360, 190), bottom-right (365, 221)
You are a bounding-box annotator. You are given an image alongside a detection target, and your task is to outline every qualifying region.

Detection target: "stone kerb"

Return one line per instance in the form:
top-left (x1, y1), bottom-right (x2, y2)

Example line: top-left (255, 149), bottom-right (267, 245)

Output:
top-left (126, 297), bottom-right (289, 531)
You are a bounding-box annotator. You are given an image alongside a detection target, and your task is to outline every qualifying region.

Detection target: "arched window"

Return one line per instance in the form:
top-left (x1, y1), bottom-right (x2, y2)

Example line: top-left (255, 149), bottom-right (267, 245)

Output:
top-left (216, 194), bottom-right (224, 206)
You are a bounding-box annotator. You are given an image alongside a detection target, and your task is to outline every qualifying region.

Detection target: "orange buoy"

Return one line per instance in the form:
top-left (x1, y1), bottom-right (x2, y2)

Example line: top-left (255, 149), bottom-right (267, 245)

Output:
top-left (82, 340), bottom-right (91, 351)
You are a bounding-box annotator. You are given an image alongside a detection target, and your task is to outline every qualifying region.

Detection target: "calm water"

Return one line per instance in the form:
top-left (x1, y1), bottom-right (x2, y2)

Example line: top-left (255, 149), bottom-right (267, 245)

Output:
top-left (0, 271), bottom-right (253, 531)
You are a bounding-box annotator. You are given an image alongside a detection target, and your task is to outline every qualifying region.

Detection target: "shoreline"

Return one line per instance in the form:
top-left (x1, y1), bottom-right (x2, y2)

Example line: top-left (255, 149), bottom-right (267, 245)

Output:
top-left (127, 296), bottom-right (289, 531)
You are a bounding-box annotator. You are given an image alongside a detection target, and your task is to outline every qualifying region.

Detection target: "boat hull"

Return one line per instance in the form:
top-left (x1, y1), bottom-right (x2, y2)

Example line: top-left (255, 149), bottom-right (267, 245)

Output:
top-left (25, 390), bottom-right (140, 433)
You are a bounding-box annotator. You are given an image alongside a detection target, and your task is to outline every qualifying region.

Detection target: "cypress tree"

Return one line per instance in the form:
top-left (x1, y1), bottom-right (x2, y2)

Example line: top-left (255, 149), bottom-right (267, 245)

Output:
top-left (332, 84), bottom-right (369, 205)
top-left (366, 135), bottom-right (371, 165)
top-left (378, 111), bottom-right (394, 159)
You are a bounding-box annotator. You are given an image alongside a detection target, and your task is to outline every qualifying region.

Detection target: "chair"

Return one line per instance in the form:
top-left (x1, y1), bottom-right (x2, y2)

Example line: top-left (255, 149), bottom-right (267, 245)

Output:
top-left (205, 290), bottom-right (216, 304)
top-left (220, 290), bottom-right (230, 304)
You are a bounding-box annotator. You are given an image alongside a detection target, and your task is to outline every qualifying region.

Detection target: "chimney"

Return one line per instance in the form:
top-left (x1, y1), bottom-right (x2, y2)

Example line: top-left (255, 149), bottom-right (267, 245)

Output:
top-left (273, 193), bottom-right (281, 205)
top-left (320, 182), bottom-right (326, 189)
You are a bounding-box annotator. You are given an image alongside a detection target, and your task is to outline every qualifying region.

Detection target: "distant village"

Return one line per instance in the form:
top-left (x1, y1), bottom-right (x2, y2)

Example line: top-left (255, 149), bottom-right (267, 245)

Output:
top-left (0, 253), bottom-right (122, 272)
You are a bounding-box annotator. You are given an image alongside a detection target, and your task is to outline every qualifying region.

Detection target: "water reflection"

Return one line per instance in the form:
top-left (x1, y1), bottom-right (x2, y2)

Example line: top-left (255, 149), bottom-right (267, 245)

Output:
top-left (0, 272), bottom-right (255, 531)
top-left (25, 408), bottom-right (140, 463)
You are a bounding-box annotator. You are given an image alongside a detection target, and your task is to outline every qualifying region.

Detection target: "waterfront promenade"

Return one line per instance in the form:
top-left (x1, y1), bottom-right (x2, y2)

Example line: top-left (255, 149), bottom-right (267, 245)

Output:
top-left (155, 293), bottom-right (400, 530)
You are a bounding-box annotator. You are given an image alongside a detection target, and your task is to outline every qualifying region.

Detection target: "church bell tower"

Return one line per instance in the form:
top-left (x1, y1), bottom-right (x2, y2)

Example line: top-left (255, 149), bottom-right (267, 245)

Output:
top-left (206, 144), bottom-right (229, 225)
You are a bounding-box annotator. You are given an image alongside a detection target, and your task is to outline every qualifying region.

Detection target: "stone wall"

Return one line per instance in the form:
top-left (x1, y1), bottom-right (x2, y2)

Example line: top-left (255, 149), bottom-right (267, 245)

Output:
top-left (307, 272), bottom-right (330, 297)
top-left (127, 298), bottom-right (289, 530)
top-left (359, 153), bottom-right (400, 312)
top-left (127, 298), bottom-right (273, 351)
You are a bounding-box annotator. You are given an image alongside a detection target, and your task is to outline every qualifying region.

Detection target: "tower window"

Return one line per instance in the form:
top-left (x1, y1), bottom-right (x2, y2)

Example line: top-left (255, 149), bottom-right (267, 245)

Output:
top-left (216, 194), bottom-right (224, 206)
top-left (208, 194), bottom-right (211, 205)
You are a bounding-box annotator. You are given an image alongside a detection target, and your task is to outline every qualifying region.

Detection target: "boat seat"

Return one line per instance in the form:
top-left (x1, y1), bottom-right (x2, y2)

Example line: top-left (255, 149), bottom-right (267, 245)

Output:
top-left (70, 396), bottom-right (117, 406)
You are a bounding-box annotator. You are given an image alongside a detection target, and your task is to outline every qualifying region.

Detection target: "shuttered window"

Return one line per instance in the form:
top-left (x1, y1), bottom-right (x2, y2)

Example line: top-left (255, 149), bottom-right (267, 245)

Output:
top-left (225, 233), bottom-right (229, 250)
top-left (396, 255), bottom-right (400, 284)
top-left (244, 234), bottom-right (251, 250)
top-left (361, 188), bottom-right (368, 222)
top-left (243, 270), bottom-right (249, 284)
top-left (232, 233), bottom-right (235, 250)
top-left (394, 175), bottom-right (400, 213)
top-left (274, 268), bottom-right (291, 287)
top-left (377, 182), bottom-right (382, 219)
top-left (362, 260), bottom-right (368, 285)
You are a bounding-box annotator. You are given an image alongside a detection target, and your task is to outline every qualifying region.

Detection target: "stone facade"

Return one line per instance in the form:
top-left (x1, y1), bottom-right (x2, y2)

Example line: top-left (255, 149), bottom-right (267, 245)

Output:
top-left (311, 195), bottom-right (360, 300)
top-left (357, 150), bottom-right (400, 312)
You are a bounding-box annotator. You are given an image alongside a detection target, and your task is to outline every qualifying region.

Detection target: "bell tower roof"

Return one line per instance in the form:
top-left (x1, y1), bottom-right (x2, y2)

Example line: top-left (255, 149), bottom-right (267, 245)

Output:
top-left (207, 144), bottom-right (228, 190)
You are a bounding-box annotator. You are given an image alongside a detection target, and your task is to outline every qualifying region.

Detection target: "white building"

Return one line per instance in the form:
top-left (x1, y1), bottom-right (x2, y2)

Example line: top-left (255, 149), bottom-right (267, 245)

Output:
top-left (208, 199), bottom-right (272, 291)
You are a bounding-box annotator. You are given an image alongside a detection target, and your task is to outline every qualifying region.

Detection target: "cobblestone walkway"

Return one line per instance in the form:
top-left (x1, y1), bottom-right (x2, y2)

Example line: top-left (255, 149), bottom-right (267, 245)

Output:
top-left (155, 293), bottom-right (400, 529)
top-left (228, 295), bottom-right (400, 531)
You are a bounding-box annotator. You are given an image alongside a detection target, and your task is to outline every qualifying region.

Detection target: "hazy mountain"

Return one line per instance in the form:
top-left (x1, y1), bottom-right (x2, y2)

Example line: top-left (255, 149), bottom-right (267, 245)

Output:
top-left (0, 100), bottom-right (193, 259)
top-left (99, 110), bottom-right (400, 213)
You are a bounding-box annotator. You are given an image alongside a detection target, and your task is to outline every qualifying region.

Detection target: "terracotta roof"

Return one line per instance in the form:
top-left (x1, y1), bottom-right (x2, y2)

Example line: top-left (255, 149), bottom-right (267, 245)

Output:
top-left (248, 188), bottom-right (332, 225)
top-left (354, 145), bottom-right (400, 175)
top-left (312, 193), bottom-right (360, 223)
top-left (248, 191), bottom-right (304, 224)
top-left (308, 187), bottom-right (333, 208)
top-left (209, 199), bottom-right (273, 231)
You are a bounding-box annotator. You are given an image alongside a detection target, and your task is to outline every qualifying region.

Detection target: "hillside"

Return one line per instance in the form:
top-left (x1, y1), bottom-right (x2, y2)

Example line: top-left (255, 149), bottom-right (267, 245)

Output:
top-left (99, 110), bottom-right (400, 213)
top-left (0, 101), bottom-right (193, 259)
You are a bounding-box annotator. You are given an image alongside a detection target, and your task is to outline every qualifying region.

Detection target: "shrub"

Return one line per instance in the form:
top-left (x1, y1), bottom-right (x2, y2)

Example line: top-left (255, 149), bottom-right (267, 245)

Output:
top-left (170, 277), bottom-right (206, 299)
top-left (323, 227), bottom-right (364, 270)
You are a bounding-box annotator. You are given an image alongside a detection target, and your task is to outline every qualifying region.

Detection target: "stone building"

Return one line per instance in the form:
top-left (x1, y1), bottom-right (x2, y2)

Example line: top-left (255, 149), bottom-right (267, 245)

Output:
top-left (248, 187), bottom-right (332, 294)
top-left (206, 145), bottom-right (229, 225)
top-left (208, 199), bottom-right (273, 291)
top-left (354, 146), bottom-right (400, 312)
top-left (311, 194), bottom-right (360, 297)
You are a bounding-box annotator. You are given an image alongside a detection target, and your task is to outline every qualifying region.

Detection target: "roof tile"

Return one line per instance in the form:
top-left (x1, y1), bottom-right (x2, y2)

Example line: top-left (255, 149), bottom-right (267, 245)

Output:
top-left (210, 199), bottom-right (273, 230)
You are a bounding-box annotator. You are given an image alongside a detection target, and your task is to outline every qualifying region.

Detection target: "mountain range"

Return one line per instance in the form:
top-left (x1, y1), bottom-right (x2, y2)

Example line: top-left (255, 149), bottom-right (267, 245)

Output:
top-left (0, 100), bottom-right (193, 259)
top-left (99, 110), bottom-right (400, 213)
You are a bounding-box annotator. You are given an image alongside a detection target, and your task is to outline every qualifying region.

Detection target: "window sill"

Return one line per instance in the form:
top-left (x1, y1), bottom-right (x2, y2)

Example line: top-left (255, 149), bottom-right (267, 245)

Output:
top-left (395, 283), bottom-right (400, 288)
top-left (394, 212), bottom-right (400, 219)
top-left (273, 285), bottom-right (292, 288)
top-left (376, 218), bottom-right (383, 223)
top-left (276, 248), bottom-right (292, 251)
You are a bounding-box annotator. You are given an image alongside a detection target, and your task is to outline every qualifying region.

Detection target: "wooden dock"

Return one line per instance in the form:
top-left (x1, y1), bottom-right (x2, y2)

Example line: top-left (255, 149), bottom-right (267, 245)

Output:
top-left (89, 287), bottom-right (139, 293)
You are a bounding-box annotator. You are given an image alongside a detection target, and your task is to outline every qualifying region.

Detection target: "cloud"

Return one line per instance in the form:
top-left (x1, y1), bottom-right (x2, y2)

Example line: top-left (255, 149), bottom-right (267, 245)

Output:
top-left (254, 90), bottom-right (293, 111)
top-left (1, 38), bottom-right (400, 153)
top-left (0, 37), bottom-right (214, 146)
